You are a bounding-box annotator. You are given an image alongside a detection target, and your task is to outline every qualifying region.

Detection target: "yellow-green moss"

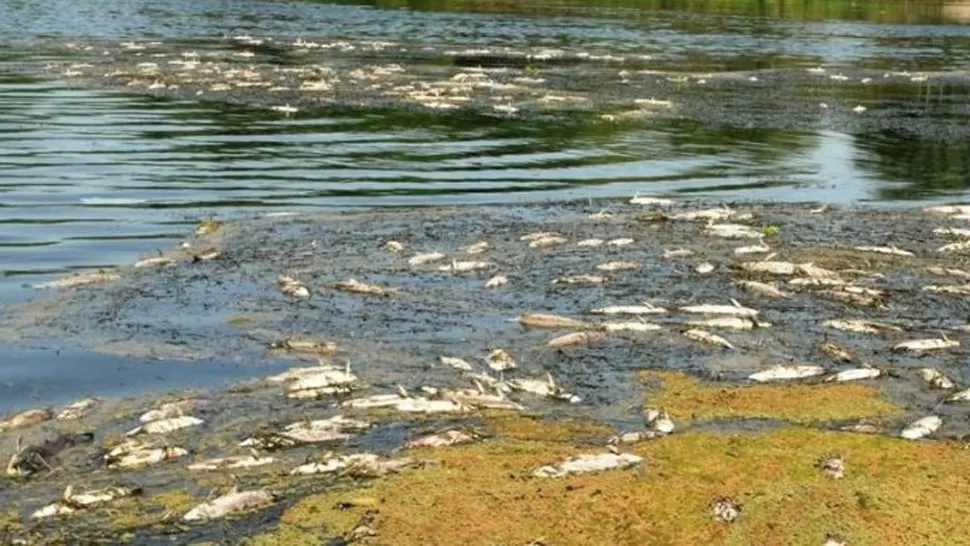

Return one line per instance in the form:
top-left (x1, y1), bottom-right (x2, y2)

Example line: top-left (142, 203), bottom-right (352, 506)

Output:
top-left (485, 414), bottom-right (613, 443)
top-left (641, 371), bottom-right (900, 423)
top-left (195, 219), bottom-right (221, 236)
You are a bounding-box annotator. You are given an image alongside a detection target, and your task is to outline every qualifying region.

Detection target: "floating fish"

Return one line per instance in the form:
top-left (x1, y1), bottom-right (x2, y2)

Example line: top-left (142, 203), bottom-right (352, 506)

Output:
top-left (126, 415), bottom-right (203, 436)
top-left (738, 261), bottom-right (796, 275)
top-left (134, 256), bottom-right (173, 268)
top-left (695, 262), bottom-right (715, 274)
top-left (56, 398), bottom-right (99, 420)
top-left (534, 452), bottom-right (642, 478)
top-left (408, 252), bottom-right (446, 266)
top-left (277, 275), bottom-right (310, 299)
top-left (737, 280), bottom-right (788, 298)
top-left (576, 238), bottom-right (605, 247)
top-left (679, 301), bottom-right (758, 318)
top-left (383, 241), bottom-right (405, 253)
top-left (552, 274), bottom-right (606, 285)
top-left (663, 248), bottom-right (694, 259)
top-left (601, 321), bottom-right (661, 333)
top-left (749, 365), bottom-right (826, 382)
top-left (686, 317), bottom-right (766, 330)
top-left (684, 329), bottom-right (734, 349)
top-left (439, 260), bottom-right (493, 273)
top-left (916, 368), bottom-right (955, 389)
top-left (486, 349), bottom-right (516, 372)
top-left (900, 415), bottom-right (942, 440)
top-left (547, 331), bottom-right (604, 348)
top-left (31, 485), bottom-right (142, 519)
top-left (528, 235), bottom-right (568, 248)
top-left (824, 367), bottom-right (881, 382)
top-left (822, 319), bottom-right (900, 334)
top-left (590, 303), bottom-right (667, 315)
top-left (407, 429), bottom-right (479, 449)
top-left (466, 241), bottom-right (489, 254)
top-left (893, 337), bottom-right (959, 353)
top-left (0, 408), bottom-right (53, 432)
top-left (33, 272), bottom-right (120, 289)
top-left (520, 232), bottom-right (562, 242)
top-left (507, 374), bottom-right (581, 403)
top-left (439, 356), bottom-right (474, 371)
top-left (815, 454), bottom-right (845, 479)
top-left (712, 497), bottom-right (741, 523)
top-left (853, 245), bottom-right (914, 257)
top-left (596, 261), bottom-right (640, 272)
top-left (188, 455), bottom-right (276, 471)
top-left (330, 279), bottom-right (394, 296)
top-left (183, 488), bottom-right (276, 522)
top-left (484, 275), bottom-right (508, 288)
top-left (519, 313), bottom-right (587, 329)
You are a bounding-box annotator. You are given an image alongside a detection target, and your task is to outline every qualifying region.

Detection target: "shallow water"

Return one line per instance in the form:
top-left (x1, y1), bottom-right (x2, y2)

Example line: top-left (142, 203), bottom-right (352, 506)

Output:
top-left (2, 0), bottom-right (970, 403)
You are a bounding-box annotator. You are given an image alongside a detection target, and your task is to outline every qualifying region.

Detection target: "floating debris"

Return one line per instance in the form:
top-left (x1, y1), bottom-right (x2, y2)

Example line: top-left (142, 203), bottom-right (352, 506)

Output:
top-left (590, 303), bottom-right (667, 315)
top-left (439, 356), bottom-right (474, 371)
top-left (815, 454), bottom-right (845, 479)
top-left (819, 342), bottom-right (854, 363)
top-left (407, 429), bottom-right (479, 449)
top-left (484, 274), bottom-right (508, 288)
top-left (893, 337), bottom-right (959, 354)
top-left (383, 240), bottom-right (405, 253)
top-left (486, 349), bottom-right (516, 373)
top-left (736, 280), bottom-right (788, 298)
top-left (31, 485), bottom-right (142, 519)
top-left (824, 367), bottom-right (881, 382)
top-left (552, 274), bottom-right (606, 285)
top-left (853, 245), bottom-right (914, 257)
top-left (277, 275), bottom-right (310, 299)
top-left (749, 365), bottom-right (826, 382)
top-left (106, 445), bottom-right (188, 470)
top-left (33, 272), bottom-right (120, 289)
top-left (0, 408), bottom-right (53, 432)
top-left (126, 415), bottom-right (204, 436)
top-left (712, 497), bottom-right (741, 523)
top-left (7, 432), bottom-right (94, 477)
top-left (139, 399), bottom-right (207, 423)
top-left (55, 398), bottom-right (99, 420)
top-left (508, 374), bottom-right (581, 403)
top-left (900, 415), bottom-right (942, 440)
top-left (683, 328), bottom-right (735, 349)
top-left (184, 488), bottom-right (276, 522)
top-left (519, 313), bottom-right (587, 329)
top-left (601, 321), bottom-right (661, 333)
top-left (547, 331), bottom-right (604, 348)
top-left (269, 339), bottom-right (338, 354)
top-left (408, 251), bottom-right (446, 266)
top-left (916, 368), bottom-right (955, 390)
top-left (330, 278), bottom-right (395, 296)
top-left (439, 260), bottom-right (493, 273)
top-left (679, 301), bottom-right (758, 318)
top-left (695, 262), bottom-right (715, 274)
top-left (134, 256), bottom-right (174, 268)
top-left (534, 452), bottom-right (642, 478)
top-left (596, 260), bottom-right (640, 272)
top-left (188, 455), bottom-right (276, 471)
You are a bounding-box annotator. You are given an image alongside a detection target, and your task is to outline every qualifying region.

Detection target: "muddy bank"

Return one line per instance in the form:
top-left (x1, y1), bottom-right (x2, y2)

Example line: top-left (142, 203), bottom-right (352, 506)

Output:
top-left (4, 198), bottom-right (970, 543)
top-left (20, 36), bottom-right (970, 141)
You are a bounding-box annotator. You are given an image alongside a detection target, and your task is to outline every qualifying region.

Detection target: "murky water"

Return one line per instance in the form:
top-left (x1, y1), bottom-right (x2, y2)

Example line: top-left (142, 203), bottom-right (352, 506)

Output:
top-left (2, 0), bottom-right (970, 400)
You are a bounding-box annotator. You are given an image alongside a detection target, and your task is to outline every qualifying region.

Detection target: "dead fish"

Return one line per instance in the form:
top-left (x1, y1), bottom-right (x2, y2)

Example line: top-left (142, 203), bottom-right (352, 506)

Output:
top-left (407, 429), bottom-right (479, 449)
top-left (825, 534), bottom-right (847, 546)
top-left (679, 301), bottom-right (758, 318)
top-left (824, 367), bottom-right (882, 382)
top-left (106, 445), bottom-right (188, 469)
top-left (629, 195), bottom-right (673, 206)
top-left (672, 207), bottom-right (735, 221)
top-left (945, 388), bottom-right (970, 403)
top-left (520, 231), bottom-right (561, 242)
top-left (925, 204), bottom-right (970, 215)
top-left (552, 274), bottom-right (605, 285)
top-left (893, 337), bottom-right (959, 353)
top-left (645, 408), bottom-right (676, 434)
top-left (820, 342), bottom-right (854, 363)
top-left (519, 313), bottom-right (587, 329)
top-left (126, 415), bottom-right (203, 436)
top-left (394, 397), bottom-right (469, 414)
top-left (0, 408), bottom-right (53, 432)
top-left (686, 317), bottom-right (766, 330)
top-left (576, 238), bottom-right (604, 247)
top-left (31, 485), bottom-right (142, 519)
top-left (900, 415), bottom-right (942, 440)
top-left (923, 285), bottom-right (970, 296)
top-left (33, 272), bottom-right (120, 289)
top-left (734, 242), bottom-right (771, 255)
top-left (242, 415), bottom-right (370, 448)
top-left (340, 393), bottom-right (408, 409)
top-left (797, 263), bottom-right (839, 278)
top-left (134, 256), bottom-right (173, 268)
top-left (534, 452), bottom-right (642, 478)
top-left (269, 339), bottom-right (338, 354)
top-left (290, 453), bottom-right (378, 476)
top-left (383, 240), bottom-right (405, 253)
top-left (265, 365), bottom-right (338, 383)
top-left (139, 399), bottom-right (207, 423)
top-left (528, 235), bottom-right (568, 248)
top-left (590, 303), bottom-right (667, 315)
top-left (926, 266), bottom-right (970, 279)
top-left (823, 319), bottom-right (900, 334)
top-left (330, 279), bottom-right (394, 296)
top-left (56, 398), bottom-right (99, 420)
top-left (277, 275), bottom-right (310, 299)
top-left (444, 387), bottom-right (523, 411)
top-left (596, 261), bottom-right (639, 272)
top-left (188, 455), bottom-right (276, 471)
top-left (737, 280), bottom-right (788, 299)
top-left (706, 223), bottom-right (761, 239)
top-left (840, 422), bottom-right (881, 434)
top-left (408, 251), bottom-right (446, 266)
top-left (183, 488), bottom-right (276, 522)
top-left (933, 227), bottom-right (970, 238)
top-left (663, 248), bottom-right (694, 259)
top-left (439, 260), bottom-right (493, 273)
top-left (789, 277), bottom-right (847, 287)
top-left (683, 329), bottom-right (734, 349)
top-left (712, 497), bottom-right (741, 523)
top-left (749, 365), bottom-right (826, 382)
top-left (507, 374), bottom-right (581, 403)
top-left (484, 275), bottom-right (508, 288)
top-left (917, 368), bottom-right (955, 389)
top-left (285, 364), bottom-right (357, 392)
top-left (439, 356), bottom-right (474, 371)
top-left (487, 349), bottom-right (516, 372)
top-left (7, 432), bottom-right (95, 477)
top-left (815, 454), bottom-right (845, 479)
top-left (608, 430), bottom-right (664, 445)
top-left (738, 261), bottom-right (796, 275)
top-left (607, 238), bottom-right (634, 247)
top-left (286, 385), bottom-right (354, 399)
top-left (816, 289), bottom-right (880, 307)
top-left (853, 245), bottom-right (914, 257)
top-left (466, 241), bottom-right (489, 254)
top-left (462, 371), bottom-right (512, 393)
top-left (547, 331), bottom-right (604, 348)
top-left (192, 248), bottom-right (220, 262)
top-left (695, 262), bottom-right (715, 274)
top-left (937, 241), bottom-right (970, 253)
top-left (601, 321), bottom-right (661, 333)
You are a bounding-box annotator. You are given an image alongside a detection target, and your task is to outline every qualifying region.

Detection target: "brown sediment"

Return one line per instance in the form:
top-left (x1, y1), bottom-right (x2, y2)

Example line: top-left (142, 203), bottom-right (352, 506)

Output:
top-left (640, 371), bottom-right (901, 424)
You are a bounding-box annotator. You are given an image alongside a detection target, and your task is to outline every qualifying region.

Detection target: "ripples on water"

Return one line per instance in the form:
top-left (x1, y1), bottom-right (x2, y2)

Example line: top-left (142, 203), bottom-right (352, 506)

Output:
top-left (2, 0), bottom-right (970, 304)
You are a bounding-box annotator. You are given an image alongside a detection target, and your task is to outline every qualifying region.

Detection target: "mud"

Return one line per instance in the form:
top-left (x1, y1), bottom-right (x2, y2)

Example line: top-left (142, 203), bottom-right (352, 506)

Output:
top-left (4, 198), bottom-right (970, 542)
top-left (19, 36), bottom-right (970, 142)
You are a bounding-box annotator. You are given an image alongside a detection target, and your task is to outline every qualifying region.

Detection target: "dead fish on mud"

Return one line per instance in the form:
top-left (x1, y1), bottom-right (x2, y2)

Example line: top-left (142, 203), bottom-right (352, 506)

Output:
top-left (591, 303), bottom-right (667, 315)
top-left (127, 415), bottom-right (204, 436)
top-left (133, 255), bottom-right (174, 268)
top-left (815, 454), bottom-right (845, 479)
top-left (923, 284), bottom-right (970, 297)
top-left (55, 398), bottom-right (99, 420)
top-left (736, 280), bottom-right (788, 298)
top-left (407, 429), bottom-right (480, 449)
top-left (816, 289), bottom-right (882, 307)
top-left (853, 245), bottom-right (914, 257)
top-left (944, 388), bottom-right (970, 403)
top-left (31, 485), bottom-right (142, 519)
top-left (484, 275), bottom-right (508, 288)
top-left (936, 241), bottom-right (970, 253)
top-left (683, 329), bottom-right (735, 349)
top-left (596, 260), bottom-right (640, 272)
top-left (705, 223), bottom-right (761, 239)
top-left (925, 204), bottom-right (970, 216)
top-left (712, 497), bottom-right (741, 523)
top-left (105, 443), bottom-right (188, 470)
top-left (269, 338), bottom-right (338, 355)
top-left (291, 453), bottom-right (427, 477)
top-left (439, 356), bottom-right (474, 371)
top-left (277, 275), bottom-right (310, 299)
top-left (188, 454), bottom-right (276, 471)
top-left (408, 251), bottom-right (446, 266)
top-left (32, 271), bottom-right (120, 289)
top-left (663, 248), bottom-right (695, 259)
top-left (823, 319), bottom-right (901, 335)
top-left (507, 374), bottom-right (581, 403)
top-left (518, 313), bottom-right (588, 329)
top-left (487, 349), bottom-right (516, 373)
top-left (465, 241), bottom-right (490, 254)
top-left (438, 260), bottom-right (493, 273)
top-left (283, 363), bottom-right (357, 399)
top-left (576, 238), bottom-right (605, 247)
top-left (601, 320), bottom-right (661, 333)
top-left (383, 240), bottom-right (405, 253)
top-left (820, 342), bottom-right (854, 363)
top-left (551, 274), bottom-right (606, 285)
top-left (547, 331), bottom-right (605, 348)
top-left (695, 262), bottom-right (715, 274)
top-left (521, 232), bottom-right (567, 248)
top-left (734, 241), bottom-right (771, 255)
top-left (534, 452), bottom-right (642, 478)
top-left (0, 408), bottom-right (53, 432)
top-left (441, 386), bottom-right (524, 411)
top-left (671, 207), bottom-right (736, 221)
top-left (7, 432), bottom-right (94, 477)
top-left (183, 487), bottom-right (277, 522)
top-left (917, 368), bottom-right (955, 390)
top-left (330, 278), bottom-right (395, 296)
top-left (645, 408), bottom-right (676, 434)
top-left (900, 415), bottom-right (942, 440)
top-left (686, 317), bottom-right (767, 330)
top-left (629, 195), bottom-right (673, 206)
top-left (824, 366), bottom-right (882, 382)
top-left (738, 260), bottom-right (796, 275)
top-left (241, 415), bottom-right (371, 449)
top-left (679, 300), bottom-right (758, 318)
top-left (893, 336), bottom-right (959, 354)
top-left (139, 398), bottom-right (208, 422)
top-left (926, 266), bottom-right (970, 279)
top-left (749, 365), bottom-right (826, 382)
